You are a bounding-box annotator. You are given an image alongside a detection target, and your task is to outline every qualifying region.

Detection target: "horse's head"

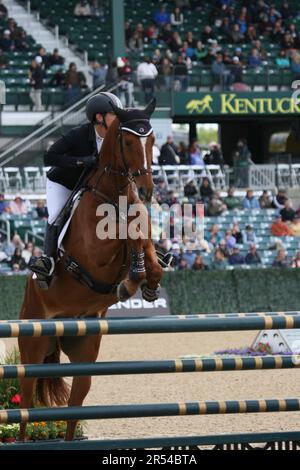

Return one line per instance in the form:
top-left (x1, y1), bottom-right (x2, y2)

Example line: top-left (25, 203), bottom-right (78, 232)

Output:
top-left (110, 99), bottom-right (156, 203)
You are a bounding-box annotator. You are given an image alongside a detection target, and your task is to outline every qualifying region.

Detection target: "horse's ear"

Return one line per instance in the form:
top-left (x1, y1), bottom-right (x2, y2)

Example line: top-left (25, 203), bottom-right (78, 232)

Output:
top-left (144, 98), bottom-right (156, 117)
top-left (109, 100), bottom-right (128, 122)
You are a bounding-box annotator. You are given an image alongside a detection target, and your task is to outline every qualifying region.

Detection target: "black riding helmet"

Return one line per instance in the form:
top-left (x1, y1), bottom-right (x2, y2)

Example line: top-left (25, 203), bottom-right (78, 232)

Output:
top-left (86, 92), bottom-right (123, 124)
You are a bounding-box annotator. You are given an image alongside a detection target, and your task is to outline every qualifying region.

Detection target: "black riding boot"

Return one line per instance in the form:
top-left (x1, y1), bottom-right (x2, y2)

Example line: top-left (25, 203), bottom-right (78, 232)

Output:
top-left (29, 223), bottom-right (58, 288)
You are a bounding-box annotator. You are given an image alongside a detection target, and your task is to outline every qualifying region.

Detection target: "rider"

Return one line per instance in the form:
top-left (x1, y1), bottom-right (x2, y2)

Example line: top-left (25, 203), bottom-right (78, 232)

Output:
top-left (29, 91), bottom-right (123, 285)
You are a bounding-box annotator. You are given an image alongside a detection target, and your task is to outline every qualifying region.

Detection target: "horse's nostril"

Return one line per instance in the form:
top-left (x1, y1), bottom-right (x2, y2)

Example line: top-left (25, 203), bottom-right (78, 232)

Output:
top-left (138, 187), bottom-right (152, 202)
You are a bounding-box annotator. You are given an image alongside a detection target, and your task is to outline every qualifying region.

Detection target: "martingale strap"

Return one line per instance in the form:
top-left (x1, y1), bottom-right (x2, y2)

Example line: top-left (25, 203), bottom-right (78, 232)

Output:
top-left (61, 253), bottom-right (118, 295)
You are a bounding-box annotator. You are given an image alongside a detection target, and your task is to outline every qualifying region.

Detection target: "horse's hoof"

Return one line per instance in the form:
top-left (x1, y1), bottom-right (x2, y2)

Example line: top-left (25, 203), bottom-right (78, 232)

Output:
top-left (141, 283), bottom-right (160, 302)
top-left (117, 282), bottom-right (131, 301)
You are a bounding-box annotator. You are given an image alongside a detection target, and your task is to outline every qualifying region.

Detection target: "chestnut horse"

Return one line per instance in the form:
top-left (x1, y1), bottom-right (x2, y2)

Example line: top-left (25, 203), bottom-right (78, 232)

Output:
top-left (18, 100), bottom-right (163, 440)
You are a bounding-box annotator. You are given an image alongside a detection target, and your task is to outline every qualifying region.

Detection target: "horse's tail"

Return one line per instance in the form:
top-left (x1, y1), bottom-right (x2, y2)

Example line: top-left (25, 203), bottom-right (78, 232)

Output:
top-left (36, 339), bottom-right (70, 407)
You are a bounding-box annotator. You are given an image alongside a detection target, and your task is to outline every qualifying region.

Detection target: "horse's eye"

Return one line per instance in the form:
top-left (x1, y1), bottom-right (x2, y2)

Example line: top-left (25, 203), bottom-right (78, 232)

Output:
top-left (125, 141), bottom-right (132, 147)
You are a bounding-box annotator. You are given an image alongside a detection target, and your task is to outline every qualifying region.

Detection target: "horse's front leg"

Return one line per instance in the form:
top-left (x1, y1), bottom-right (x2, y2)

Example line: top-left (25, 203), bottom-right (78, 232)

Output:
top-left (141, 238), bottom-right (163, 302)
top-left (117, 237), bottom-right (146, 301)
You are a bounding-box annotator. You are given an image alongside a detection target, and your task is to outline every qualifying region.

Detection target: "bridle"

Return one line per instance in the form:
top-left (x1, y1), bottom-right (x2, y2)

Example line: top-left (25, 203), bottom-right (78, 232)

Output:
top-left (86, 118), bottom-right (153, 202)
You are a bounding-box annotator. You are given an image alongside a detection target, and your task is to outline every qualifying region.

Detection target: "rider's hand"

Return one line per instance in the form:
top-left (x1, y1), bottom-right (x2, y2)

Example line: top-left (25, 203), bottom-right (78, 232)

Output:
top-left (76, 156), bottom-right (97, 168)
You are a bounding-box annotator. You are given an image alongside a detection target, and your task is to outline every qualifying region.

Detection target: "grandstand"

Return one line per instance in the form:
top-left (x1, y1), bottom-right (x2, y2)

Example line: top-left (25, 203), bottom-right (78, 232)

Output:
top-left (0, 0), bottom-right (300, 277)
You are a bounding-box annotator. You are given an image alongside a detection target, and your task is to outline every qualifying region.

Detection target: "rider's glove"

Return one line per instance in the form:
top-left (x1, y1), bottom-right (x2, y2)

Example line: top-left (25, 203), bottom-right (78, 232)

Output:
top-left (76, 155), bottom-right (97, 168)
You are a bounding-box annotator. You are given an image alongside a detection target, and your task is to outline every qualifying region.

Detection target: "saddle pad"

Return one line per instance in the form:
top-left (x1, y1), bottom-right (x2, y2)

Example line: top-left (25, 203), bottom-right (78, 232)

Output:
top-left (57, 189), bottom-right (84, 252)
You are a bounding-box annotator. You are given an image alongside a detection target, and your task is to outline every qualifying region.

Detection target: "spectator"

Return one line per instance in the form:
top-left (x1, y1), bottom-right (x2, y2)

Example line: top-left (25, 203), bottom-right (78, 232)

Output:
top-left (183, 244), bottom-right (196, 268)
top-left (170, 7), bottom-right (183, 25)
top-left (192, 254), bottom-right (208, 271)
top-left (211, 53), bottom-right (231, 90)
top-left (223, 187), bottom-right (243, 210)
top-left (281, 1), bottom-right (292, 20)
top-left (202, 25), bottom-right (215, 43)
top-left (290, 51), bottom-right (300, 75)
top-left (7, 18), bottom-right (19, 40)
top-left (272, 189), bottom-right (287, 209)
top-left (15, 30), bottom-right (29, 51)
top-left (211, 247), bottom-right (228, 269)
top-left (90, 61), bottom-right (107, 89)
top-left (155, 177), bottom-right (168, 204)
top-left (245, 244), bottom-right (261, 265)
top-left (22, 242), bottom-right (34, 265)
top-left (276, 50), bottom-right (290, 69)
top-left (49, 68), bottom-right (65, 88)
top-left (230, 56), bottom-right (243, 84)
top-left (158, 136), bottom-right (179, 165)
top-left (231, 222), bottom-right (243, 244)
top-left (0, 193), bottom-right (8, 215)
top-left (0, 0), bottom-right (8, 18)
top-left (208, 191), bottom-right (227, 216)
top-left (291, 251), bottom-right (300, 268)
top-left (193, 41), bottom-right (208, 62)
top-left (153, 5), bottom-right (170, 26)
top-left (124, 21), bottom-right (132, 47)
top-left (204, 141), bottom-right (223, 166)
top-left (280, 200), bottom-right (295, 222)
top-left (160, 57), bottom-right (173, 90)
top-left (189, 142), bottom-right (205, 166)
top-left (259, 190), bottom-right (272, 209)
top-left (200, 177), bottom-right (214, 204)
top-left (0, 48), bottom-right (8, 68)
top-left (282, 32), bottom-right (294, 50)
top-left (34, 199), bottom-right (48, 219)
top-left (177, 141), bottom-right (189, 164)
top-left (65, 62), bottom-right (87, 105)
top-left (137, 56), bottom-right (158, 103)
top-left (242, 224), bottom-right (257, 245)
top-left (9, 195), bottom-right (28, 216)
top-left (152, 143), bottom-right (160, 165)
top-left (47, 48), bottom-right (64, 69)
top-left (0, 30), bottom-right (14, 51)
top-left (289, 215), bottom-right (300, 236)
top-left (29, 56), bottom-right (44, 111)
top-left (228, 246), bottom-right (245, 265)
top-left (225, 229), bottom-right (237, 251)
top-left (248, 48), bottom-right (262, 68)
top-left (242, 189), bottom-right (260, 210)
top-left (246, 25), bottom-right (257, 42)
top-left (90, 0), bottom-right (105, 18)
top-left (206, 224), bottom-right (223, 247)
top-left (74, 0), bottom-right (91, 16)
top-left (271, 215), bottom-right (292, 236)
top-left (229, 23), bottom-right (244, 43)
top-left (178, 258), bottom-right (188, 271)
top-left (173, 55), bottom-right (189, 91)
top-left (9, 247), bottom-right (27, 271)
top-left (37, 47), bottom-right (49, 69)
top-left (184, 180), bottom-right (198, 200)
top-left (233, 139), bottom-right (252, 187)
top-left (272, 249), bottom-right (289, 268)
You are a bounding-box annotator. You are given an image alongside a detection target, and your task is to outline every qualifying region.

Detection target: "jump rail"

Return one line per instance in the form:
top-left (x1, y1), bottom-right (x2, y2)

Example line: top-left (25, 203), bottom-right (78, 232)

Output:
top-left (1, 313), bottom-right (300, 450)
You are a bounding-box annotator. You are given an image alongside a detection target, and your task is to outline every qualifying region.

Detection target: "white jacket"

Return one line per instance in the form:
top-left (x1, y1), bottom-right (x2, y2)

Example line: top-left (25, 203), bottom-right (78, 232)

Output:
top-left (137, 62), bottom-right (158, 82)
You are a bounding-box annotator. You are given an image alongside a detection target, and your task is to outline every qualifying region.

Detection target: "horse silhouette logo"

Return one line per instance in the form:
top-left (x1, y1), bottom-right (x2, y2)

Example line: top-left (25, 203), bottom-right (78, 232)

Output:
top-left (186, 95), bottom-right (213, 114)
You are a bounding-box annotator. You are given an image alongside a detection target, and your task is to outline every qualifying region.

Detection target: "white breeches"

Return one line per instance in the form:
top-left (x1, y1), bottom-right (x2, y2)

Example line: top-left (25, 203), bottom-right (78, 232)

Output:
top-left (46, 178), bottom-right (72, 224)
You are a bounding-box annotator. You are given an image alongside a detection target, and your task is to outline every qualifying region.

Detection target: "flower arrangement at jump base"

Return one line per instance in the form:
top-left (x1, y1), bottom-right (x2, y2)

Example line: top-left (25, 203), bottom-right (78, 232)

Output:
top-left (0, 348), bottom-right (84, 443)
top-left (0, 421), bottom-right (84, 443)
top-left (215, 342), bottom-right (288, 356)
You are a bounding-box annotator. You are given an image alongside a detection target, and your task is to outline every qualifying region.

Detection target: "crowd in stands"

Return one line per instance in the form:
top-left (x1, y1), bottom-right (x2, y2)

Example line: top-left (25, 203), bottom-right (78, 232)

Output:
top-left (2, 183), bottom-right (300, 274)
top-left (153, 181), bottom-right (300, 271)
top-left (124, 0), bottom-right (300, 94)
top-left (0, 194), bottom-right (47, 274)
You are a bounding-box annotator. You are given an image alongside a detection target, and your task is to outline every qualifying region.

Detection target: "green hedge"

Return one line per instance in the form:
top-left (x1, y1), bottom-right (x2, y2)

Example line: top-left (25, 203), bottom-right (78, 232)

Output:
top-left (0, 269), bottom-right (299, 319)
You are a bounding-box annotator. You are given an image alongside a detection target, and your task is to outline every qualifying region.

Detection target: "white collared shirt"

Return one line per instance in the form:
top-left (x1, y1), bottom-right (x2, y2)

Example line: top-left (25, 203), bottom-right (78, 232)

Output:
top-left (95, 128), bottom-right (104, 153)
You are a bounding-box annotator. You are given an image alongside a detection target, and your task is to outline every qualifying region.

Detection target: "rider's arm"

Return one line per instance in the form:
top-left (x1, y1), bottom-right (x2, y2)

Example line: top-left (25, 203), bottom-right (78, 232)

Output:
top-left (44, 132), bottom-right (96, 168)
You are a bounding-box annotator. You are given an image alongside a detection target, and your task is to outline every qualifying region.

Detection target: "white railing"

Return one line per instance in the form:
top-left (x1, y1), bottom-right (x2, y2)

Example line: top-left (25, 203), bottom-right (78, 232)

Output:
top-left (248, 164), bottom-right (276, 189)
